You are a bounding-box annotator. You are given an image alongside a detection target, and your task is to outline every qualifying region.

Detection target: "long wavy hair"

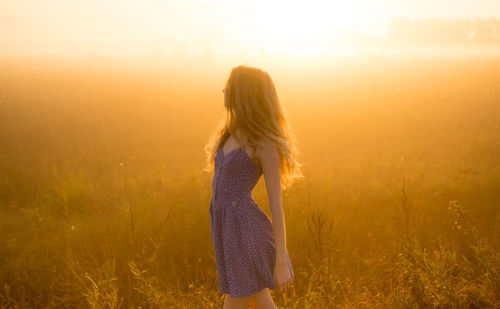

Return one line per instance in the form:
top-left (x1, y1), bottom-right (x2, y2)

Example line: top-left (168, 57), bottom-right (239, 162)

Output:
top-left (203, 65), bottom-right (303, 189)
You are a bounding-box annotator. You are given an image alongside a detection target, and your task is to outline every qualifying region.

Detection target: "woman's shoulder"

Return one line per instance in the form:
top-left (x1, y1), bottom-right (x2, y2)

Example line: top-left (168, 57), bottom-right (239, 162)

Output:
top-left (254, 139), bottom-right (279, 161)
top-left (255, 139), bottom-right (276, 150)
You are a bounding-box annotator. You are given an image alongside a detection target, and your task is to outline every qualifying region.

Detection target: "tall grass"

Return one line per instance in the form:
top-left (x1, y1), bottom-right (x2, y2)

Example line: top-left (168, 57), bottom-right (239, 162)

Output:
top-left (0, 55), bottom-right (499, 308)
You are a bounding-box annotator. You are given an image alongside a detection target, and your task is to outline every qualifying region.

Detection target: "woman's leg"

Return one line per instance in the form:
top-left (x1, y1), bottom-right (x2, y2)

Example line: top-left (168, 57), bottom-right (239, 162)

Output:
top-left (250, 288), bottom-right (277, 309)
top-left (223, 293), bottom-right (252, 309)
top-left (223, 288), bottom-right (277, 309)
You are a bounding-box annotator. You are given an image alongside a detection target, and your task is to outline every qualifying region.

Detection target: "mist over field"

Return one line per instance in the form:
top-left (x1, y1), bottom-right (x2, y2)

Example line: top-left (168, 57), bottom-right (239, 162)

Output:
top-left (0, 52), bottom-right (499, 307)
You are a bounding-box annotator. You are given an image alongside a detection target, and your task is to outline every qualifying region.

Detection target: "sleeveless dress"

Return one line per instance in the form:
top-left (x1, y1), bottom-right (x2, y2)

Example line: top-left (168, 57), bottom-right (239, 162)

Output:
top-left (209, 145), bottom-right (294, 298)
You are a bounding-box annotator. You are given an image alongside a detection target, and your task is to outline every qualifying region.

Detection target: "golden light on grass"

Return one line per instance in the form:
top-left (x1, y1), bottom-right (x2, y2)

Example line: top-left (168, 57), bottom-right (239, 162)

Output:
top-left (0, 0), bottom-right (499, 307)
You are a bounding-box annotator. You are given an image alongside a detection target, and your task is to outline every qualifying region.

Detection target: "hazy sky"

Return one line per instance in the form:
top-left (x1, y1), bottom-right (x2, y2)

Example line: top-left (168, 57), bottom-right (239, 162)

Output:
top-left (1, 0), bottom-right (499, 55)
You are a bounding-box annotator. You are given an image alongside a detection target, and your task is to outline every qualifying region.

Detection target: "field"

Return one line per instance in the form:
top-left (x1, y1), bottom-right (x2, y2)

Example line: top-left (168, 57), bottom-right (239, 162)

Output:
top-left (0, 54), bottom-right (499, 308)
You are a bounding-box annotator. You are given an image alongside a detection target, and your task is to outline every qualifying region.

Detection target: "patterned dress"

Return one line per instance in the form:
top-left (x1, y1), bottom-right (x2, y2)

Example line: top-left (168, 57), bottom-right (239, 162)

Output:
top-left (209, 145), bottom-right (294, 298)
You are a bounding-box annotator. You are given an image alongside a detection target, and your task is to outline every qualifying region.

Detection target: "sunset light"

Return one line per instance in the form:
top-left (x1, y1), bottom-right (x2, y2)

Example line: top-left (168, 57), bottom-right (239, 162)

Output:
top-left (1, 0), bottom-right (499, 307)
top-left (1, 0), bottom-right (498, 59)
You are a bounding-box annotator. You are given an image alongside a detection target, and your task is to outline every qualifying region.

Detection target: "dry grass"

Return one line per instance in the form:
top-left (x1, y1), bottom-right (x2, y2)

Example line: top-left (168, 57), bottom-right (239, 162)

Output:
top-left (0, 55), bottom-right (499, 308)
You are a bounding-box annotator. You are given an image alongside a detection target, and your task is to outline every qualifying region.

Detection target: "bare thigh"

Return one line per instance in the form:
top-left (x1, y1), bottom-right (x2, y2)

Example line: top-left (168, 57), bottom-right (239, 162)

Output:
top-left (250, 288), bottom-right (277, 309)
top-left (223, 288), bottom-right (276, 309)
top-left (223, 293), bottom-right (252, 309)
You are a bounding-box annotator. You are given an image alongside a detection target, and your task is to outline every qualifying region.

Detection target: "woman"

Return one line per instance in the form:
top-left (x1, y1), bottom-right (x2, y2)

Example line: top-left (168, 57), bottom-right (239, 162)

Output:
top-left (205, 65), bottom-right (303, 308)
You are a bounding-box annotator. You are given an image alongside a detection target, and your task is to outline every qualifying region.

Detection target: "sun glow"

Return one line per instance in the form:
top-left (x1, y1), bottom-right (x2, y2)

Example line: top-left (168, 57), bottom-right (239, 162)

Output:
top-left (238, 0), bottom-right (381, 57)
top-left (2, 0), bottom-right (497, 58)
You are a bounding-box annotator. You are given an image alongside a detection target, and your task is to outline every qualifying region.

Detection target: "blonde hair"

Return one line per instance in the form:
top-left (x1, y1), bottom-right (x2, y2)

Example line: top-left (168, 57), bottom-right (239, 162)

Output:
top-left (203, 65), bottom-right (304, 189)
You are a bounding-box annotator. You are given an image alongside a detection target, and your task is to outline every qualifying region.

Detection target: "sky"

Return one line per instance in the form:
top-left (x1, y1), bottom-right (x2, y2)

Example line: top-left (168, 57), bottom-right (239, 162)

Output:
top-left (0, 0), bottom-right (499, 56)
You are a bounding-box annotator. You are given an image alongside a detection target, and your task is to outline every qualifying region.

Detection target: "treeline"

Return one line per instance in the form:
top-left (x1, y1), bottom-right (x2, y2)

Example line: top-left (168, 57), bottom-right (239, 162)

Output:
top-left (387, 17), bottom-right (500, 46)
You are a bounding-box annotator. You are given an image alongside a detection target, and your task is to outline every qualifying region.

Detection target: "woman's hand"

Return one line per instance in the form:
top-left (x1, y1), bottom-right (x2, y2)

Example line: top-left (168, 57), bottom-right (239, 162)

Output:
top-left (274, 259), bottom-right (293, 294)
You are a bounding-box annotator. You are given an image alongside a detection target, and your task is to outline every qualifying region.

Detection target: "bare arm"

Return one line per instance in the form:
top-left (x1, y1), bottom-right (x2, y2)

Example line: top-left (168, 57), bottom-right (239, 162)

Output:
top-left (257, 142), bottom-right (288, 264)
